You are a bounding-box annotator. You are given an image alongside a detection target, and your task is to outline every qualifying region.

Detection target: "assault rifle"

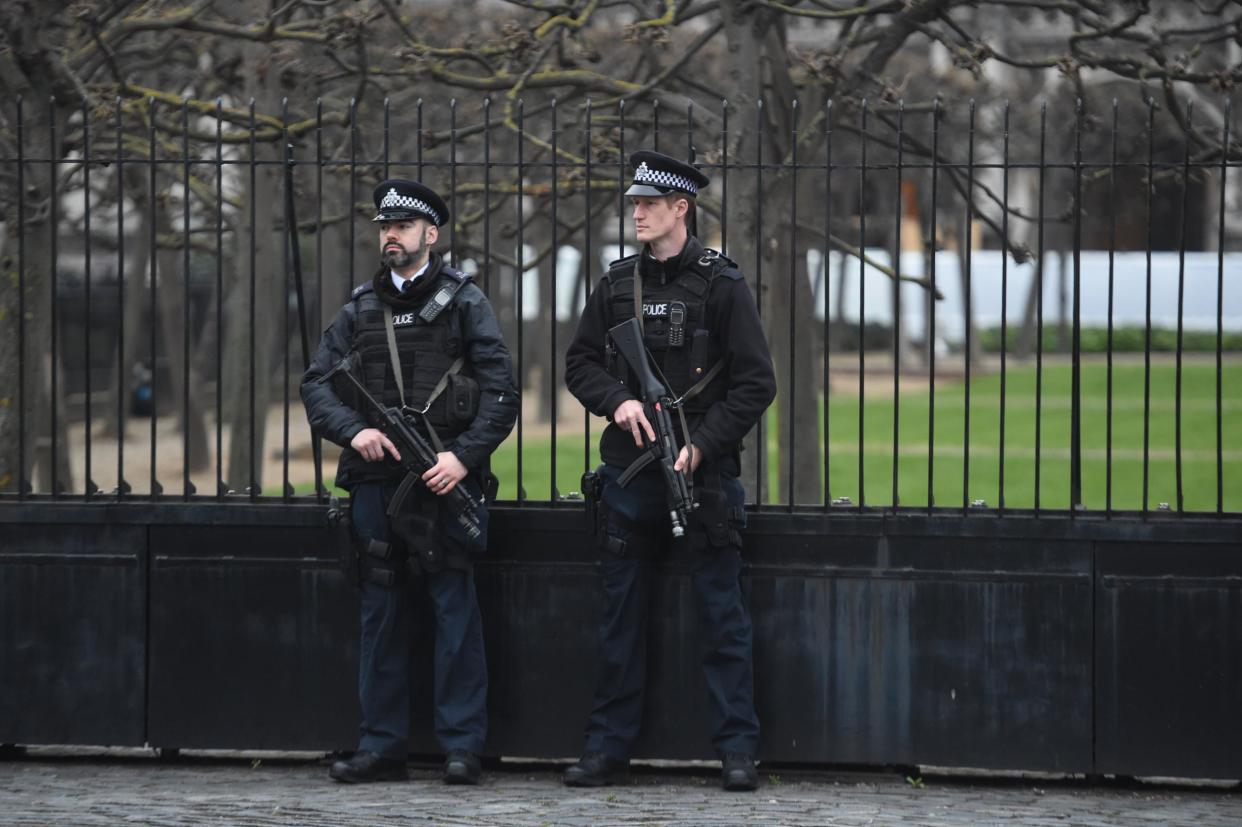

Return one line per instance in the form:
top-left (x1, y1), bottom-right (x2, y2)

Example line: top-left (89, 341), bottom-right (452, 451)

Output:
top-left (608, 318), bottom-right (696, 538)
top-left (317, 355), bottom-right (483, 541)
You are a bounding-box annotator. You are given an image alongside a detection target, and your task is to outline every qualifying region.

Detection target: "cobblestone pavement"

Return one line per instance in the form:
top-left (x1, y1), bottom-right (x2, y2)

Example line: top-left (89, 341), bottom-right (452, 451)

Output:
top-left (1, 749), bottom-right (1239, 827)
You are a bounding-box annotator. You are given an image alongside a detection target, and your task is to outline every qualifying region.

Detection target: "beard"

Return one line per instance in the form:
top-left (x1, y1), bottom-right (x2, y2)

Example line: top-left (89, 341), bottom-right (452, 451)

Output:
top-left (380, 229), bottom-right (429, 269)
top-left (381, 245), bottom-right (415, 269)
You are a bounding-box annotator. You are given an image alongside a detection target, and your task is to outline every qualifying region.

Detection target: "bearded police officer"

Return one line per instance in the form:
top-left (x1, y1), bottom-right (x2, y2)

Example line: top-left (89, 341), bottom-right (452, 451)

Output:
top-left (563, 151), bottom-right (776, 791)
top-left (302, 179), bottom-right (518, 784)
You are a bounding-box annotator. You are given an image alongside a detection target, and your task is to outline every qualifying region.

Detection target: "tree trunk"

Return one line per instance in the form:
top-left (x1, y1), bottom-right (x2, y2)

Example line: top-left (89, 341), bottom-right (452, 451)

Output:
top-left (718, 0), bottom-right (824, 506)
top-left (222, 82), bottom-right (283, 492)
top-left (0, 1), bottom-right (77, 494)
top-left (222, 161), bottom-right (281, 492)
top-left (768, 226), bottom-right (823, 506)
top-left (534, 222), bottom-right (556, 424)
top-left (154, 195), bottom-right (209, 478)
top-left (719, 0), bottom-right (777, 506)
top-left (0, 205), bottom-right (65, 493)
top-left (834, 250), bottom-right (851, 350)
top-left (95, 168), bottom-right (151, 446)
top-left (318, 172), bottom-right (357, 323)
top-left (350, 190), bottom-right (376, 296)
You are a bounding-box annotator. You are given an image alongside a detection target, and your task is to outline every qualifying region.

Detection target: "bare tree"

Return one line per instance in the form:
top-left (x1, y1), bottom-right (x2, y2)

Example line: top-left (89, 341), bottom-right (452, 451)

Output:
top-left (2, 0), bottom-right (1237, 499)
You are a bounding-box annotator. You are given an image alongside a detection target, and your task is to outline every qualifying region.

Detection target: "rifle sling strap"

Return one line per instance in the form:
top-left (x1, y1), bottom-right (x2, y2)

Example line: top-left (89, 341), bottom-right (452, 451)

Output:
top-left (650, 348), bottom-right (722, 475)
top-left (383, 303), bottom-right (465, 454)
top-left (633, 255), bottom-right (643, 334)
top-left (672, 359), bottom-right (725, 408)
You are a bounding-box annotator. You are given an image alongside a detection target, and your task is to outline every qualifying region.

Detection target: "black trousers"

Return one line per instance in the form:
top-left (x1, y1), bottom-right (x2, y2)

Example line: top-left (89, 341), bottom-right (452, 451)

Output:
top-left (583, 463), bottom-right (760, 761)
top-left (350, 479), bottom-right (488, 758)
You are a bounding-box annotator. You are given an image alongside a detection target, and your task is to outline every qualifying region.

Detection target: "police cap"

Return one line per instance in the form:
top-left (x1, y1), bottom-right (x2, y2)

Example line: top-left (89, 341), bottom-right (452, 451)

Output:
top-left (371, 178), bottom-right (449, 227)
top-left (625, 150), bottom-right (709, 198)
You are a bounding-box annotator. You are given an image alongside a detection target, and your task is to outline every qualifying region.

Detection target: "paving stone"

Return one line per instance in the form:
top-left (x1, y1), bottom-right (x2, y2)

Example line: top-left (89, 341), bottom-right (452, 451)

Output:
top-left (0, 752), bottom-right (1238, 827)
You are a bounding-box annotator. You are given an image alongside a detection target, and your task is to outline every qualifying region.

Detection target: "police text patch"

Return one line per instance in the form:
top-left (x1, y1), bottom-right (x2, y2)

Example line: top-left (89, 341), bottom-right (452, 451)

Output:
top-left (642, 302), bottom-right (669, 318)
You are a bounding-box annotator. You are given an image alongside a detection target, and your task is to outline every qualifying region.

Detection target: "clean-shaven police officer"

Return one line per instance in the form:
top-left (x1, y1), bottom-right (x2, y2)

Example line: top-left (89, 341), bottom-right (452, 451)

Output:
top-left (563, 151), bottom-right (776, 791)
top-left (302, 179), bottom-right (518, 785)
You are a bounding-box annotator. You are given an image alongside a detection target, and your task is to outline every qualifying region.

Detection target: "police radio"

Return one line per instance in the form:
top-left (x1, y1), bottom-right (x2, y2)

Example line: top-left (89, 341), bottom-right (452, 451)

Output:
top-left (667, 301), bottom-right (687, 347)
top-left (419, 285), bottom-right (458, 323)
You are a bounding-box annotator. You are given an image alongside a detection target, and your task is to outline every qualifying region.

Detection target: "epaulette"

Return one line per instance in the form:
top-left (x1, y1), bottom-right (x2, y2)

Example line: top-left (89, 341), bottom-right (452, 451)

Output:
top-left (692, 248), bottom-right (743, 280)
top-left (604, 253), bottom-right (639, 283)
top-left (351, 282), bottom-right (374, 299)
top-left (438, 265), bottom-right (474, 285)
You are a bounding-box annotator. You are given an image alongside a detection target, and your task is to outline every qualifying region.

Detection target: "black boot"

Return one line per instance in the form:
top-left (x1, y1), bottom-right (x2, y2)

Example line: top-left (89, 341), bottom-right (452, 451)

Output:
top-left (443, 749), bottom-right (482, 785)
top-left (329, 751), bottom-right (408, 784)
top-left (563, 752), bottom-right (629, 787)
top-left (721, 753), bottom-right (759, 791)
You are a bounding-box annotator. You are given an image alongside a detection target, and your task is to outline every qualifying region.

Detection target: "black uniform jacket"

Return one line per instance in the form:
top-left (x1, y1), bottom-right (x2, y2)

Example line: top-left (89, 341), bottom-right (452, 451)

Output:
top-left (564, 235), bottom-right (776, 474)
top-left (301, 254), bottom-right (519, 490)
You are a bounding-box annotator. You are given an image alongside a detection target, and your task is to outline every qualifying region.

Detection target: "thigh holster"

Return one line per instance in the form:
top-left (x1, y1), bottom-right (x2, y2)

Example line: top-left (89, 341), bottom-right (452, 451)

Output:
top-left (359, 538), bottom-right (405, 587)
top-left (596, 498), bottom-right (663, 558)
top-left (692, 471), bottom-right (745, 549)
top-left (390, 498), bottom-right (447, 573)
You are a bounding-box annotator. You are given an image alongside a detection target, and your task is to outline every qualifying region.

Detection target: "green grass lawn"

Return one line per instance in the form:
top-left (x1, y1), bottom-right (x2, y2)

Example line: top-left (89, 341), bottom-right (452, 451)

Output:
top-left (804, 358), bottom-right (1241, 513)
top-left (305, 358), bottom-right (1240, 513)
top-left (486, 426), bottom-right (602, 503)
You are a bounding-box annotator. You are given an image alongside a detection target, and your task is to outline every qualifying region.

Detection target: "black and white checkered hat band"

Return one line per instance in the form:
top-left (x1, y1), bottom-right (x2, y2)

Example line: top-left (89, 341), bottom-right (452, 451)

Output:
top-left (633, 162), bottom-right (697, 194)
top-left (379, 188), bottom-right (441, 224)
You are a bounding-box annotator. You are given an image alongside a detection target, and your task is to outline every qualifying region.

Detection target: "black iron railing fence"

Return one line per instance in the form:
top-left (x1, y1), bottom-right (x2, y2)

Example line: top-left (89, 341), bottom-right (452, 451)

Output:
top-left (0, 94), bottom-right (1238, 516)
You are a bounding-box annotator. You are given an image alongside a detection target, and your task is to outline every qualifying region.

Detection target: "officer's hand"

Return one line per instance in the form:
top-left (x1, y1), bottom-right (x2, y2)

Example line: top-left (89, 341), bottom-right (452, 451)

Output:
top-left (422, 452), bottom-right (467, 496)
top-left (613, 399), bottom-right (656, 447)
top-left (351, 428), bottom-right (401, 463)
top-left (674, 443), bottom-right (702, 474)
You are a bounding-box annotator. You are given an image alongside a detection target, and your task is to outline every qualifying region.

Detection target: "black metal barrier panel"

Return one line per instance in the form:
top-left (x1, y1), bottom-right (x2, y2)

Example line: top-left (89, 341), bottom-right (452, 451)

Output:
top-left (1, 504), bottom-right (1239, 779)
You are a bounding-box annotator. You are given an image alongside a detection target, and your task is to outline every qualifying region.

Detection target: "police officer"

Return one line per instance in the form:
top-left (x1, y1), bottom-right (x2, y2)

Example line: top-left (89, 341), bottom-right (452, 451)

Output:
top-left (301, 179), bottom-right (518, 784)
top-left (563, 151), bottom-right (776, 791)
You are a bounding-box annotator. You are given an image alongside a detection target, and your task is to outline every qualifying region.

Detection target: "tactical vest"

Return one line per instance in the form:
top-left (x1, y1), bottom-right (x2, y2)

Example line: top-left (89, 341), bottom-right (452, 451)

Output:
top-left (351, 269), bottom-right (478, 441)
top-left (604, 249), bottom-right (737, 414)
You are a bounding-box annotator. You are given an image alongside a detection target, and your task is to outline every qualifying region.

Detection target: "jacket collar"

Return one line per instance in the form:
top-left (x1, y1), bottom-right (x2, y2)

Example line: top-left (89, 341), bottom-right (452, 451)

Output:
top-left (640, 235), bottom-right (702, 285)
top-left (374, 251), bottom-right (443, 308)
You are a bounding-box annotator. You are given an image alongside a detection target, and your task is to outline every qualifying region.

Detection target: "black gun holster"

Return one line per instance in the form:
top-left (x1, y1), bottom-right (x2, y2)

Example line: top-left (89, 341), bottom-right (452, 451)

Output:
top-left (581, 467), bottom-right (604, 505)
top-left (328, 497), bottom-right (366, 586)
top-left (390, 495), bottom-right (448, 573)
top-left (596, 498), bottom-right (669, 559)
top-left (354, 538), bottom-right (404, 587)
top-left (580, 466), bottom-right (610, 549)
